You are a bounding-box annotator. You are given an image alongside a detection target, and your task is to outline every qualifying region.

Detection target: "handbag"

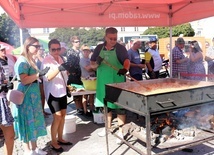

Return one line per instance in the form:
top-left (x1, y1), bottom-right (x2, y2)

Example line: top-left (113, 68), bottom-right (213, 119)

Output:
top-left (7, 83), bottom-right (31, 105)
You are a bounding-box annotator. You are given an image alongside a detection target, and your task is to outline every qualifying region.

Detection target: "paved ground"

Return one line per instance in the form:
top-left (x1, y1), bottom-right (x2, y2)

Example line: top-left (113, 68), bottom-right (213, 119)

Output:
top-left (0, 100), bottom-right (214, 155)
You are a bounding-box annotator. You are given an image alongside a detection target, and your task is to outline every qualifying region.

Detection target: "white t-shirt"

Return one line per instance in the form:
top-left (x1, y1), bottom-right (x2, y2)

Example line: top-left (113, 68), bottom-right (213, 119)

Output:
top-left (148, 48), bottom-right (162, 72)
top-left (41, 54), bottom-right (68, 101)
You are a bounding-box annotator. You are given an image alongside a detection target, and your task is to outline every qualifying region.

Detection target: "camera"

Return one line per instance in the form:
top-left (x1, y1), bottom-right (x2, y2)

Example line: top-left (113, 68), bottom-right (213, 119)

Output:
top-left (0, 83), bottom-right (13, 93)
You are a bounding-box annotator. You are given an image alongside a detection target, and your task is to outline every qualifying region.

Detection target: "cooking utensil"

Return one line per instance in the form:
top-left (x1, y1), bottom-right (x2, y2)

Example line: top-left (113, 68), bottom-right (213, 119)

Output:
top-left (99, 56), bottom-right (146, 87)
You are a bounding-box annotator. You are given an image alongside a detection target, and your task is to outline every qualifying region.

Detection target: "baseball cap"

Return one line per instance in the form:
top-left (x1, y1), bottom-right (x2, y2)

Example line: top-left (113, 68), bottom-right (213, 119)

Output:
top-left (0, 44), bottom-right (7, 50)
top-left (132, 39), bottom-right (141, 45)
top-left (149, 37), bottom-right (158, 43)
top-left (176, 38), bottom-right (185, 44)
top-left (60, 42), bottom-right (68, 49)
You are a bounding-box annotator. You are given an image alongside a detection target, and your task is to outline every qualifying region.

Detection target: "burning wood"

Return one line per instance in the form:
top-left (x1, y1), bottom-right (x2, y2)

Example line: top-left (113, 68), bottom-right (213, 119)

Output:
top-left (123, 108), bottom-right (214, 146)
top-left (123, 121), bottom-right (198, 146)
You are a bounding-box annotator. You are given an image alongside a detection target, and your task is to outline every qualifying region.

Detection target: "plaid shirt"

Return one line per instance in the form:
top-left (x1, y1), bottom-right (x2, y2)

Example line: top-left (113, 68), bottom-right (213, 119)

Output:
top-left (172, 46), bottom-right (187, 78)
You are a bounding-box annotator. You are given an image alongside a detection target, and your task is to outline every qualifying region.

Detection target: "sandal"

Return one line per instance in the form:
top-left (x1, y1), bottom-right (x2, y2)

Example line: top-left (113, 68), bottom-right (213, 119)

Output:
top-left (57, 140), bottom-right (73, 145)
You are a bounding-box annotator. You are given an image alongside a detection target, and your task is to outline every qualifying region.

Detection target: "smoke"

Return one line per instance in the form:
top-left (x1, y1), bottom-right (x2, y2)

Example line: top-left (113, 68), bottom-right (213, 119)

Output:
top-left (176, 103), bottom-right (214, 130)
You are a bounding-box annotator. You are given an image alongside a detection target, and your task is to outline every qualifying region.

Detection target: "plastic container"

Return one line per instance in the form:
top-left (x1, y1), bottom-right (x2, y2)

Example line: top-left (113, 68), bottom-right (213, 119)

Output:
top-left (93, 112), bottom-right (105, 124)
top-left (63, 115), bottom-right (76, 134)
top-left (82, 77), bottom-right (97, 90)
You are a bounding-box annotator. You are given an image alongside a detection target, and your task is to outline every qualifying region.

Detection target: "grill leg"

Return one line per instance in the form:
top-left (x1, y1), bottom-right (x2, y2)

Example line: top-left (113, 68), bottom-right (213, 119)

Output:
top-left (146, 114), bottom-right (152, 155)
top-left (104, 99), bottom-right (109, 155)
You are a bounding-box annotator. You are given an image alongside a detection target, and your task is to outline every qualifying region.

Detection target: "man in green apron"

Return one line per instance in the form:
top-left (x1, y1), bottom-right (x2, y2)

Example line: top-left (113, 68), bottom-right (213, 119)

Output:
top-left (91, 27), bottom-right (130, 144)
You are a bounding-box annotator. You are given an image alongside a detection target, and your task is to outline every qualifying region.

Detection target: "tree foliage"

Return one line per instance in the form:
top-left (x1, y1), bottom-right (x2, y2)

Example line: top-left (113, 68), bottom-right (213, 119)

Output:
top-left (143, 23), bottom-right (195, 38)
top-left (49, 27), bottom-right (105, 47)
top-left (0, 13), bottom-right (30, 47)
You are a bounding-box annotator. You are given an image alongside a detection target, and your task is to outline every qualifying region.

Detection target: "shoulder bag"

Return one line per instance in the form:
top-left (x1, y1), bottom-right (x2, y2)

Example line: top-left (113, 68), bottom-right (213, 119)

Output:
top-left (7, 83), bottom-right (31, 105)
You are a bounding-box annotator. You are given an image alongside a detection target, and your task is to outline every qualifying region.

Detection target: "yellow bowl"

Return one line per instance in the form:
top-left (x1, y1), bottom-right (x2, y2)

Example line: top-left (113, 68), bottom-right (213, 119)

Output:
top-left (82, 78), bottom-right (97, 90)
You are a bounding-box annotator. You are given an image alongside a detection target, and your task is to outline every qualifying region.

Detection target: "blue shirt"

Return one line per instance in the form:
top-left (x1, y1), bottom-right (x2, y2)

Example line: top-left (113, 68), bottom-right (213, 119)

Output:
top-left (128, 49), bottom-right (142, 76)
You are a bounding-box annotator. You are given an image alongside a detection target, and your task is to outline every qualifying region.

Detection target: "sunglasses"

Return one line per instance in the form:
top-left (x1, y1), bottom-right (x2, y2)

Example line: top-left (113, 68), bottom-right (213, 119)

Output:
top-left (51, 48), bottom-right (61, 52)
top-left (0, 49), bottom-right (6, 51)
top-left (108, 37), bottom-right (117, 41)
top-left (30, 45), bottom-right (41, 49)
top-left (73, 40), bottom-right (80, 43)
top-left (83, 50), bottom-right (91, 53)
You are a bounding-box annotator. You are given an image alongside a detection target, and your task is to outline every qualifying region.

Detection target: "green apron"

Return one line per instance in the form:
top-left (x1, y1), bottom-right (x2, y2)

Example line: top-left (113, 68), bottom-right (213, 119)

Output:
top-left (95, 47), bottom-right (125, 109)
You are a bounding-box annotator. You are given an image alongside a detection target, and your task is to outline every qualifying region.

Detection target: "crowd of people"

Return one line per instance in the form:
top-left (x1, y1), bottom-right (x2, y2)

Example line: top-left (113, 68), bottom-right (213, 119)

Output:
top-left (0, 27), bottom-right (214, 155)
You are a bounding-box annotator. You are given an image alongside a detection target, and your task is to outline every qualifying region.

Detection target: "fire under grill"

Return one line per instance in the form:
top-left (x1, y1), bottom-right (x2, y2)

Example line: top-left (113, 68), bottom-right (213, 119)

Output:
top-left (104, 78), bottom-right (214, 155)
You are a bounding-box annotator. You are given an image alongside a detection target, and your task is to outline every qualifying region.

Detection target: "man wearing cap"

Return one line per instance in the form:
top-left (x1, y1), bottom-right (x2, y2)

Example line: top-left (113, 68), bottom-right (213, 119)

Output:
top-left (80, 45), bottom-right (95, 116)
top-left (145, 37), bottom-right (162, 79)
top-left (172, 37), bottom-right (189, 78)
top-left (128, 39), bottom-right (145, 80)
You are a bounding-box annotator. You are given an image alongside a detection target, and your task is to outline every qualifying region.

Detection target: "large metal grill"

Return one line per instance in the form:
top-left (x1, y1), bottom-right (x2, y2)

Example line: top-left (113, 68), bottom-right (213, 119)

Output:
top-left (104, 78), bottom-right (214, 155)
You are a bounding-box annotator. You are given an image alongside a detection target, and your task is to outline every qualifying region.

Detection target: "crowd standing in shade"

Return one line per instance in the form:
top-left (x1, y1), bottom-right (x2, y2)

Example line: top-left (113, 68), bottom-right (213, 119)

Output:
top-left (13, 37), bottom-right (49, 155)
top-left (0, 44), bottom-right (15, 155)
top-left (66, 36), bottom-right (84, 115)
top-left (80, 45), bottom-right (96, 116)
top-left (41, 39), bottom-right (73, 153)
top-left (91, 27), bottom-right (130, 144)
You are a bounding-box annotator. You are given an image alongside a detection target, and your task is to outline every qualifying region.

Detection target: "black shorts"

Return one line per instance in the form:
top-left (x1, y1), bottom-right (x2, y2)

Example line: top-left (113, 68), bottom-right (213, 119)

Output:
top-left (47, 93), bottom-right (67, 114)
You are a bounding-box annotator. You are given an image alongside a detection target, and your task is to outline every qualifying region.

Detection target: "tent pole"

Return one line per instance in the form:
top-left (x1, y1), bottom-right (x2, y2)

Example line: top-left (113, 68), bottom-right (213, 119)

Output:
top-left (169, 27), bottom-right (172, 77)
top-left (19, 28), bottom-right (23, 50)
top-left (169, 4), bottom-right (173, 78)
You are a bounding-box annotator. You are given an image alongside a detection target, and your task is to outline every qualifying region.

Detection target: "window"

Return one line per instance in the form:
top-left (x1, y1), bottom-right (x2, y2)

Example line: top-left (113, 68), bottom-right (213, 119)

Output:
top-left (196, 30), bottom-right (201, 36)
top-left (121, 27), bottom-right (125, 31)
top-left (43, 28), bottom-right (49, 33)
top-left (134, 27), bottom-right (139, 31)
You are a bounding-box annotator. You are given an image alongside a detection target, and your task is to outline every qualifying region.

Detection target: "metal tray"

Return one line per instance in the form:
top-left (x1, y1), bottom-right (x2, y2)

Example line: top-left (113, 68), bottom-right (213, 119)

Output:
top-left (105, 78), bottom-right (214, 114)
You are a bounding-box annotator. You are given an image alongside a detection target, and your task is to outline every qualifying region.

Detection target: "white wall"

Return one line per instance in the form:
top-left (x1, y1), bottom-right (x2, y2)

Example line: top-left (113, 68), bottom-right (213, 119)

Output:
top-left (29, 28), bottom-right (56, 40)
top-left (191, 16), bottom-right (214, 39)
